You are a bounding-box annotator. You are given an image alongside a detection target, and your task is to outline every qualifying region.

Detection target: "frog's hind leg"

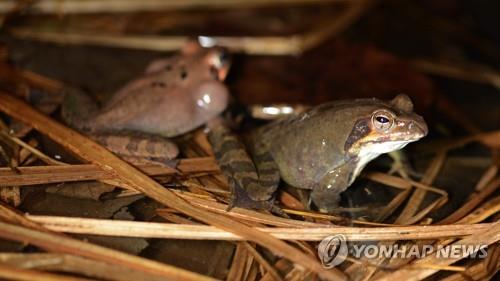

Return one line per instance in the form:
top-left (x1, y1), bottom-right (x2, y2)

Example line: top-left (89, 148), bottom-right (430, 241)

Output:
top-left (90, 133), bottom-right (179, 167)
top-left (208, 123), bottom-right (282, 214)
top-left (249, 139), bottom-right (281, 201)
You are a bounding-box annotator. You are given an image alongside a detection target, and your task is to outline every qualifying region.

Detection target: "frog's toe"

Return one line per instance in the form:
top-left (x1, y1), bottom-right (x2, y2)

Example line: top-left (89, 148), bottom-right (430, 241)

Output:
top-left (266, 203), bottom-right (290, 218)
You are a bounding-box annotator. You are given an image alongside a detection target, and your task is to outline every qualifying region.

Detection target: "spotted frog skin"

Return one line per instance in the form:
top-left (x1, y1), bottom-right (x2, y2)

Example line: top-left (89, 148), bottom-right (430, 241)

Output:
top-left (209, 94), bottom-right (428, 212)
top-left (62, 42), bottom-right (230, 165)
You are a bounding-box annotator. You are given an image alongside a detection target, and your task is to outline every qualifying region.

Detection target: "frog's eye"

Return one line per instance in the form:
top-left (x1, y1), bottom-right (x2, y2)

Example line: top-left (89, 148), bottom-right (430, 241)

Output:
top-left (372, 111), bottom-right (394, 131)
top-left (376, 116), bottom-right (389, 123)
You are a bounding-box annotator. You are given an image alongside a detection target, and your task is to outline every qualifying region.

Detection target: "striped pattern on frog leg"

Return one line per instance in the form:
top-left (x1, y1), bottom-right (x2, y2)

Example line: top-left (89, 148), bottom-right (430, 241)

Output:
top-left (207, 124), bottom-right (280, 209)
top-left (89, 132), bottom-right (179, 166)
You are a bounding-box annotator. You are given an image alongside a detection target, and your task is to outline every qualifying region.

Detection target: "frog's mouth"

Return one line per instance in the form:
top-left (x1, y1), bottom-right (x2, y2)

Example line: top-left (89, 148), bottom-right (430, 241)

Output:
top-left (348, 131), bottom-right (424, 157)
top-left (360, 139), bottom-right (412, 154)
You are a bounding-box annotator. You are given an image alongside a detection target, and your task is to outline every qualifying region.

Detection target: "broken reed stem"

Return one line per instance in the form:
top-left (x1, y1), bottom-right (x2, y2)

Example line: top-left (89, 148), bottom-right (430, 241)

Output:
top-left (26, 215), bottom-right (492, 241)
top-left (0, 93), bottom-right (345, 281)
top-left (0, 157), bottom-right (219, 186)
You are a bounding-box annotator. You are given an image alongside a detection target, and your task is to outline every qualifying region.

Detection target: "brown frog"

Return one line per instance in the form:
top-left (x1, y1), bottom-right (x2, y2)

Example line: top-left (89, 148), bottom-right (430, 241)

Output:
top-left (209, 94), bottom-right (428, 212)
top-left (62, 42), bottom-right (230, 165)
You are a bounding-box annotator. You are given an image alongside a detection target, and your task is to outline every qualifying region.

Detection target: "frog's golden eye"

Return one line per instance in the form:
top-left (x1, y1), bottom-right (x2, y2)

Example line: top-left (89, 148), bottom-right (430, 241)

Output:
top-left (372, 111), bottom-right (394, 131)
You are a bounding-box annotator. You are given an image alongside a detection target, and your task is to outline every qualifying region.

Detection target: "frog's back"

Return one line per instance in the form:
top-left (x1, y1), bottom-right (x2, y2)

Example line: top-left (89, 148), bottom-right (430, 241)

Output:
top-left (260, 98), bottom-right (387, 189)
top-left (67, 45), bottom-right (229, 137)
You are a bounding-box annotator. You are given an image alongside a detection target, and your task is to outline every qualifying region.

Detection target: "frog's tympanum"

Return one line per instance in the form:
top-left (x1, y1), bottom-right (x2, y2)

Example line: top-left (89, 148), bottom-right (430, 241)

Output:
top-left (62, 42), bottom-right (230, 165)
top-left (209, 94), bottom-right (428, 212)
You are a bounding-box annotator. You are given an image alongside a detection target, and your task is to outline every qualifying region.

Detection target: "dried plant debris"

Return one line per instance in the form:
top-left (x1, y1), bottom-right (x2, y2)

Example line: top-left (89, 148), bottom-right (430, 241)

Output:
top-left (0, 2), bottom-right (499, 280)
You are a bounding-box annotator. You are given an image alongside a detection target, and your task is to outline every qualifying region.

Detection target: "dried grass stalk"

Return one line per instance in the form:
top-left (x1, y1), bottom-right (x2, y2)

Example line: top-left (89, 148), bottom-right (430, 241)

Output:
top-left (0, 157), bottom-right (219, 186)
top-left (26, 215), bottom-right (492, 241)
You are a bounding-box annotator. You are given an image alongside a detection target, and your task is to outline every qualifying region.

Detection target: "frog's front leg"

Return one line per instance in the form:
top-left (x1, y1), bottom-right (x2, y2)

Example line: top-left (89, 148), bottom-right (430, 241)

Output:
top-left (310, 161), bottom-right (357, 213)
top-left (207, 122), bottom-right (281, 212)
top-left (90, 132), bottom-right (179, 166)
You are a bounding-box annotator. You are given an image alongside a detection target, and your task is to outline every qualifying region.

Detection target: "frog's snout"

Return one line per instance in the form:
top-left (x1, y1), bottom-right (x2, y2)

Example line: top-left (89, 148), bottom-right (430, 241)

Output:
top-left (194, 81), bottom-right (229, 115)
top-left (409, 117), bottom-right (428, 138)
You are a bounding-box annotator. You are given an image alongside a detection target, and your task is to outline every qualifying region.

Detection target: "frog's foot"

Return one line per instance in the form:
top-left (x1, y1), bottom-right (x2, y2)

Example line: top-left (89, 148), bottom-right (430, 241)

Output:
top-left (310, 188), bottom-right (342, 214)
